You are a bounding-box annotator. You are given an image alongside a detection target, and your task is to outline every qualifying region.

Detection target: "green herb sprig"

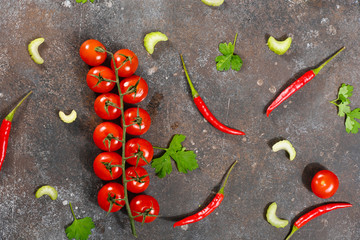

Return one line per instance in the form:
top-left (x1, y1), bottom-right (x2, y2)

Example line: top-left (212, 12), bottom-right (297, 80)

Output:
top-left (215, 33), bottom-right (243, 71)
top-left (65, 202), bottom-right (95, 240)
top-left (331, 83), bottom-right (360, 134)
top-left (152, 134), bottom-right (199, 178)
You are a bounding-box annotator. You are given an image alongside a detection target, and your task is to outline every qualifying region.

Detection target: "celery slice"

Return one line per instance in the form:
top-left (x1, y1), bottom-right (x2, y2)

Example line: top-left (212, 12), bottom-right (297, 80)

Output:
top-left (59, 110), bottom-right (77, 123)
top-left (201, 0), bottom-right (224, 6)
top-left (266, 202), bottom-right (289, 228)
top-left (272, 140), bottom-right (296, 161)
top-left (144, 32), bottom-right (168, 54)
top-left (36, 185), bottom-right (58, 200)
top-left (28, 38), bottom-right (45, 64)
top-left (267, 36), bottom-right (292, 55)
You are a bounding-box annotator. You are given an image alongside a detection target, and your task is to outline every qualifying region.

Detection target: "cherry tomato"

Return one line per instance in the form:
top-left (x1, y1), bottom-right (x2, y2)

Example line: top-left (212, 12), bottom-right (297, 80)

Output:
top-left (125, 138), bottom-right (154, 166)
top-left (94, 93), bottom-right (121, 120)
top-left (93, 152), bottom-right (123, 181)
top-left (123, 108), bottom-right (151, 135)
top-left (311, 170), bottom-right (339, 199)
top-left (93, 122), bottom-right (123, 151)
top-left (120, 75), bottom-right (149, 104)
top-left (79, 39), bottom-right (107, 66)
top-left (130, 195), bottom-right (159, 223)
top-left (86, 66), bottom-right (115, 93)
top-left (97, 182), bottom-right (125, 213)
top-left (111, 49), bottom-right (139, 78)
top-left (124, 166), bottom-right (150, 193)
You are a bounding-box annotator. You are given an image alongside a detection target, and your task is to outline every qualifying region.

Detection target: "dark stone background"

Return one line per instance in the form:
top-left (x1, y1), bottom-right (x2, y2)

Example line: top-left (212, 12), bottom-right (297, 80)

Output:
top-left (0, 0), bottom-right (359, 239)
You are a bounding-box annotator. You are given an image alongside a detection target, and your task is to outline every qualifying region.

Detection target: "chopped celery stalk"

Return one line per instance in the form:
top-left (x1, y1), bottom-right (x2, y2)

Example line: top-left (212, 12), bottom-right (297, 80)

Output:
top-left (272, 140), bottom-right (296, 161)
top-left (267, 36), bottom-right (292, 55)
top-left (201, 0), bottom-right (224, 6)
top-left (59, 110), bottom-right (77, 123)
top-left (143, 32), bottom-right (168, 54)
top-left (28, 38), bottom-right (45, 64)
top-left (36, 185), bottom-right (58, 200)
top-left (266, 202), bottom-right (289, 228)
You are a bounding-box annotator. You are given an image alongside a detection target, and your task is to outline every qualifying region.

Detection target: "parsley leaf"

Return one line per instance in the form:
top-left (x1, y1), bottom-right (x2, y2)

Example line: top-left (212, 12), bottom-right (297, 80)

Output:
top-left (66, 202), bottom-right (95, 240)
top-left (151, 134), bottom-right (199, 178)
top-left (215, 33), bottom-right (243, 72)
top-left (331, 83), bottom-right (360, 134)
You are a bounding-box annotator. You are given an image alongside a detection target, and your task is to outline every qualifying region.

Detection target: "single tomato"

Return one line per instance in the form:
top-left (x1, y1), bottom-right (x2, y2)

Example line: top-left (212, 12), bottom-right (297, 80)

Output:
top-left (120, 75), bottom-right (148, 104)
top-left (130, 195), bottom-right (159, 223)
top-left (124, 166), bottom-right (150, 193)
top-left (311, 170), bottom-right (339, 199)
top-left (125, 138), bottom-right (154, 166)
top-left (93, 122), bottom-right (123, 151)
top-left (93, 152), bottom-right (123, 181)
top-left (97, 182), bottom-right (125, 213)
top-left (94, 93), bottom-right (121, 120)
top-left (111, 49), bottom-right (138, 77)
top-left (123, 108), bottom-right (151, 135)
top-left (79, 39), bottom-right (107, 66)
top-left (86, 66), bottom-right (115, 93)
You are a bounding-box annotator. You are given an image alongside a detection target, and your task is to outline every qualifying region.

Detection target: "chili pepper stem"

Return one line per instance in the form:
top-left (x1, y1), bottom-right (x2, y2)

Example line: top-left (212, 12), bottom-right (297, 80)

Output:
top-left (312, 47), bottom-right (345, 75)
top-left (5, 91), bottom-right (32, 122)
top-left (284, 225), bottom-right (298, 240)
top-left (180, 55), bottom-right (199, 98)
top-left (218, 160), bottom-right (237, 194)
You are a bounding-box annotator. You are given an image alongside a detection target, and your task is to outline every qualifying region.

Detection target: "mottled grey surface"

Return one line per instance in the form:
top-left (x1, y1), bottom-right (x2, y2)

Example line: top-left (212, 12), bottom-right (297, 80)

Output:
top-left (0, 0), bottom-right (359, 239)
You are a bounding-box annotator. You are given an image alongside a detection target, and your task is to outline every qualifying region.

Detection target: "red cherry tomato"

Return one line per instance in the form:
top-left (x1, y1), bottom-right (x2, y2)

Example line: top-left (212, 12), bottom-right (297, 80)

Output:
top-left (94, 93), bottom-right (121, 120)
top-left (93, 122), bottom-right (123, 151)
top-left (125, 138), bottom-right (154, 166)
top-left (120, 75), bottom-right (149, 104)
top-left (79, 39), bottom-right (107, 66)
top-left (311, 170), bottom-right (339, 199)
top-left (97, 182), bottom-right (125, 213)
top-left (93, 152), bottom-right (123, 181)
top-left (124, 166), bottom-right (150, 193)
top-left (130, 195), bottom-right (159, 223)
top-left (86, 66), bottom-right (116, 93)
top-left (111, 49), bottom-right (139, 77)
top-left (123, 108), bottom-right (151, 135)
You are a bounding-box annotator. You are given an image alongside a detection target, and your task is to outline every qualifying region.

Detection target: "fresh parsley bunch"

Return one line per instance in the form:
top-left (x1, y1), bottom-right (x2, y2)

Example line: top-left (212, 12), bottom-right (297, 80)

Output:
top-left (215, 33), bottom-right (243, 71)
top-left (331, 83), bottom-right (360, 134)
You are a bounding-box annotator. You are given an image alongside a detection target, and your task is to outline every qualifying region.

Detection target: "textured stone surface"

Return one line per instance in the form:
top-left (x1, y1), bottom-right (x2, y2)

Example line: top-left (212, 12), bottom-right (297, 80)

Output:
top-left (0, 0), bottom-right (359, 239)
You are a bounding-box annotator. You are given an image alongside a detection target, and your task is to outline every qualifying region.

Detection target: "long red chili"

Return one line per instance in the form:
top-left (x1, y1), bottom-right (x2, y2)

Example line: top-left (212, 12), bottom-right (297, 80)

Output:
top-left (180, 55), bottom-right (245, 135)
top-left (173, 161), bottom-right (237, 227)
top-left (0, 91), bottom-right (32, 171)
top-left (285, 202), bottom-right (352, 240)
top-left (266, 47), bottom-right (345, 117)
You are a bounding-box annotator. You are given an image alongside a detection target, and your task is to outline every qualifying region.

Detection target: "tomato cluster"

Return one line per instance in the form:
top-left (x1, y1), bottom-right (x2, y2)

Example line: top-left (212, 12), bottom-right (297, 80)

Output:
top-left (80, 39), bottom-right (159, 223)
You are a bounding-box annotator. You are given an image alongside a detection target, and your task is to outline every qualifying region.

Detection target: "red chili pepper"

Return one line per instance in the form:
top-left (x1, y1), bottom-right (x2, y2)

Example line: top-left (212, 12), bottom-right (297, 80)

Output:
top-left (266, 47), bottom-right (345, 117)
top-left (180, 55), bottom-right (245, 135)
top-left (173, 161), bottom-right (237, 227)
top-left (285, 202), bottom-right (352, 240)
top-left (0, 91), bottom-right (32, 171)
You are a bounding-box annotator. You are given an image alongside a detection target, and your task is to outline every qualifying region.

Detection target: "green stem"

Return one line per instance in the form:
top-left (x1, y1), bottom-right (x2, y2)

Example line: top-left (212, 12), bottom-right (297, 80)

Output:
top-left (69, 202), bottom-right (77, 220)
top-left (284, 225), bottom-right (298, 240)
top-left (5, 91), bottom-right (32, 122)
top-left (180, 55), bottom-right (199, 98)
top-left (218, 160), bottom-right (237, 195)
top-left (312, 47), bottom-right (345, 75)
top-left (233, 33), bottom-right (238, 49)
top-left (153, 146), bottom-right (167, 151)
top-left (111, 52), bottom-right (137, 237)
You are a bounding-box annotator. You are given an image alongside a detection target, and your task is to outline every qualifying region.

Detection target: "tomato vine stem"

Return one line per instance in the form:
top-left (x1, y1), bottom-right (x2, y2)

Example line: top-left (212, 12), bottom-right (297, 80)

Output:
top-left (109, 51), bottom-right (137, 237)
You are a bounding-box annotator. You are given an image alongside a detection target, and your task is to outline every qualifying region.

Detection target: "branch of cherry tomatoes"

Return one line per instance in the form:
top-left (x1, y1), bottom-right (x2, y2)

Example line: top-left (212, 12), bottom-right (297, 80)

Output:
top-left (80, 39), bottom-right (158, 237)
